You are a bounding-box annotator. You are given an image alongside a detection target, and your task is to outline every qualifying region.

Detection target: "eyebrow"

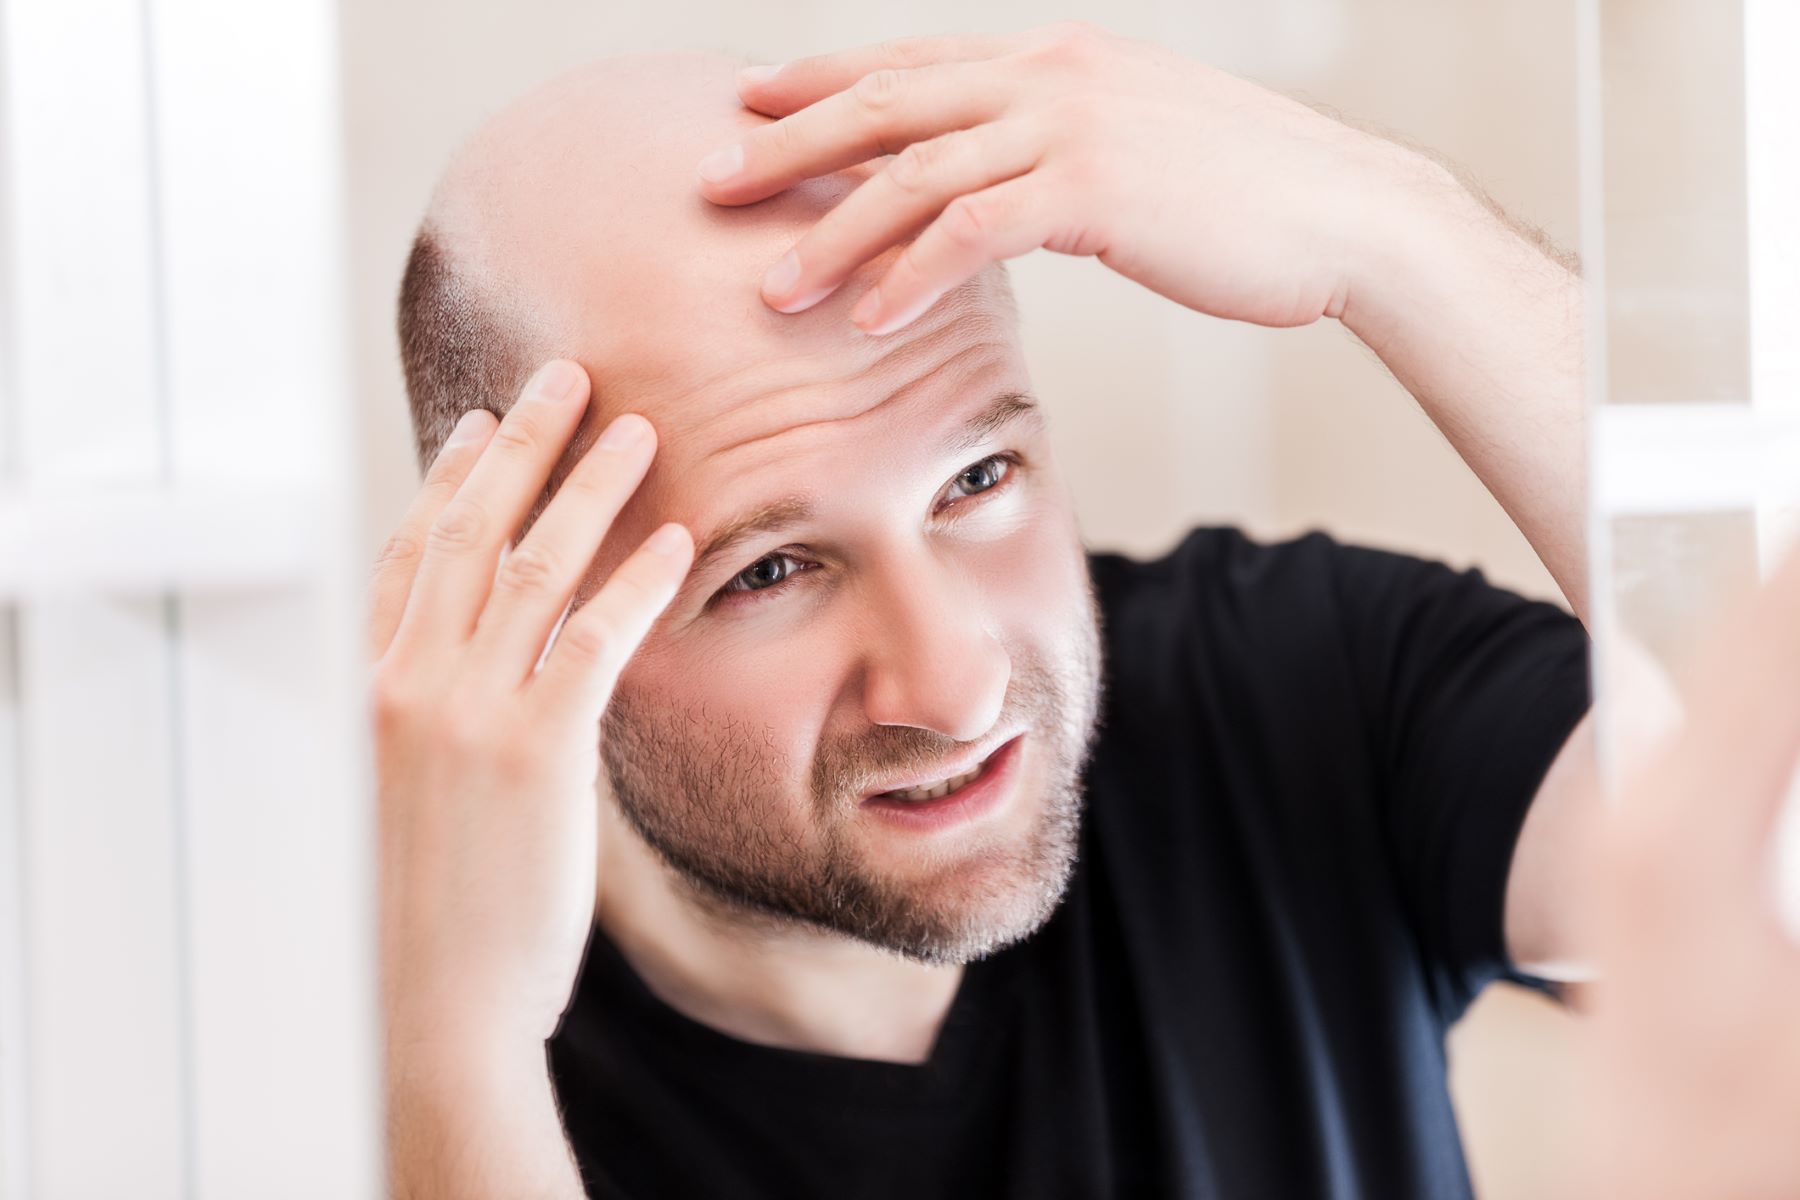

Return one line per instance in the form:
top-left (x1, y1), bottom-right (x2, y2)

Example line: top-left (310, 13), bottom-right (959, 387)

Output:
top-left (687, 390), bottom-right (1042, 582)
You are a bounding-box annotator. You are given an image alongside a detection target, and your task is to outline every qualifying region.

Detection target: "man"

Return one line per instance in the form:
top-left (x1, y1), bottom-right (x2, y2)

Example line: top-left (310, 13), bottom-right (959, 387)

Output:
top-left (372, 26), bottom-right (1599, 1197)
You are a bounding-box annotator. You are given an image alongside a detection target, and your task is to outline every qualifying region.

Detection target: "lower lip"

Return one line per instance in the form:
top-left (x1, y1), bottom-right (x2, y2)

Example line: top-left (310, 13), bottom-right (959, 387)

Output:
top-left (860, 735), bottom-right (1025, 833)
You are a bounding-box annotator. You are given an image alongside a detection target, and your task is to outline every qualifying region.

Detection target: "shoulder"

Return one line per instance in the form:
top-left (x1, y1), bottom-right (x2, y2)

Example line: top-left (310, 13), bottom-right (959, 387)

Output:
top-left (1084, 525), bottom-right (1363, 660)
top-left (1081, 525), bottom-right (1587, 740)
top-left (1085, 524), bottom-right (1578, 649)
top-left (1080, 527), bottom-right (1372, 754)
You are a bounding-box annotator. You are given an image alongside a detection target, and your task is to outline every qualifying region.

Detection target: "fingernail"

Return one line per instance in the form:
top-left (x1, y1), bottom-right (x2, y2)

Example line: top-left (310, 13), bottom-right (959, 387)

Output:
top-left (763, 250), bottom-right (801, 302)
top-left (861, 290), bottom-right (938, 336)
top-left (446, 408), bottom-right (490, 447)
top-left (597, 412), bottom-right (649, 452)
top-left (850, 287), bottom-right (883, 328)
top-left (697, 144), bottom-right (744, 184)
top-left (646, 523), bottom-right (690, 557)
top-left (739, 63), bottom-right (783, 86)
top-left (534, 360), bottom-right (584, 404)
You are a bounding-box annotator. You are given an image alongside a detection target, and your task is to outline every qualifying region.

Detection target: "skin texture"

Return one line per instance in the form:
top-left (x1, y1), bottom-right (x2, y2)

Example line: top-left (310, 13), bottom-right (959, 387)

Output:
top-left (376, 26), bottom-right (1629, 1198)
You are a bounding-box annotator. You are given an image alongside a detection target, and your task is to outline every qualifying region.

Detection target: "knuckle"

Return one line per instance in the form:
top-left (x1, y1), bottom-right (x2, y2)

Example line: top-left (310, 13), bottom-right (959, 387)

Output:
top-left (369, 666), bottom-right (416, 728)
top-left (887, 242), bottom-right (932, 294)
top-left (1036, 21), bottom-right (1110, 68)
top-left (496, 543), bottom-right (563, 595)
top-left (615, 564), bottom-right (668, 612)
top-left (556, 617), bottom-right (617, 667)
top-left (427, 499), bottom-right (489, 555)
top-left (878, 38), bottom-right (931, 69)
top-left (757, 117), bottom-right (801, 165)
top-left (1055, 137), bottom-right (1105, 192)
top-left (852, 67), bottom-right (908, 115)
top-left (887, 137), bottom-right (947, 194)
top-left (419, 461), bottom-right (467, 502)
top-left (373, 531), bottom-right (423, 574)
top-left (941, 194), bottom-right (992, 249)
top-left (488, 416), bottom-right (543, 458)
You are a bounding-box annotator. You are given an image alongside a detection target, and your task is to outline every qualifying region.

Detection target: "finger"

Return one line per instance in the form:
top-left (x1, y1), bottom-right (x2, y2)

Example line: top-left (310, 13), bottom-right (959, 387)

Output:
top-left (851, 174), bottom-right (1057, 336)
top-left (531, 522), bottom-right (694, 720)
top-left (760, 121), bottom-right (1043, 314)
top-left (698, 59), bottom-right (1010, 208)
top-left (467, 412), bottom-right (658, 684)
top-left (733, 32), bottom-right (1020, 119)
top-left (389, 360), bottom-right (590, 655)
top-left (366, 408), bottom-right (497, 660)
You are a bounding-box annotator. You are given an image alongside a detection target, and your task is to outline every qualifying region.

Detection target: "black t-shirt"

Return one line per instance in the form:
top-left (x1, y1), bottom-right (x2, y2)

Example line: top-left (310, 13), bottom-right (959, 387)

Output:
top-left (549, 527), bottom-right (1592, 1198)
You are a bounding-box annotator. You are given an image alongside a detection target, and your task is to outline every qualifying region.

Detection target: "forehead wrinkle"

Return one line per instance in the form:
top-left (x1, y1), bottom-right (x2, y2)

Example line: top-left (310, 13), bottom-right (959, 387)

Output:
top-left (701, 337), bottom-right (1011, 464)
top-left (685, 387), bottom-right (1043, 585)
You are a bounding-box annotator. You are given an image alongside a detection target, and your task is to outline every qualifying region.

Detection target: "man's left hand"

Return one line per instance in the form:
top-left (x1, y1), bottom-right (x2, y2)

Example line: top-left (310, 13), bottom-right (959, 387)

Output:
top-left (696, 22), bottom-right (1448, 336)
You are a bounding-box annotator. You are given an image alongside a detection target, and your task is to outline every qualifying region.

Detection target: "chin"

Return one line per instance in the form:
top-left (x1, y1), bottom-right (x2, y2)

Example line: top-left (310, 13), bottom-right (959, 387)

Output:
top-left (876, 866), bottom-right (1075, 966)
top-left (856, 810), bottom-right (1082, 964)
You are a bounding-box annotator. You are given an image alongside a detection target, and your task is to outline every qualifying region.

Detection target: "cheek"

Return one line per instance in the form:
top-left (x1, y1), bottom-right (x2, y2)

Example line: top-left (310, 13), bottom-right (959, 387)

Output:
top-left (974, 504), bottom-right (1087, 635)
top-left (625, 627), bottom-right (840, 809)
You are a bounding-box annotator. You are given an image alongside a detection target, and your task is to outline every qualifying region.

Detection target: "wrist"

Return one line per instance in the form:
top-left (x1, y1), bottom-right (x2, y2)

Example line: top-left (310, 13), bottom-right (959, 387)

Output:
top-left (1331, 140), bottom-right (1576, 351)
top-left (384, 981), bottom-right (554, 1090)
top-left (385, 1033), bottom-right (581, 1200)
top-left (1330, 140), bottom-right (1479, 334)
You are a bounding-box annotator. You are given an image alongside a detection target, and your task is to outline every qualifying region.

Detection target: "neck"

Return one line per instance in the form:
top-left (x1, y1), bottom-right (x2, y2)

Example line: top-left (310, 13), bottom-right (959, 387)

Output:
top-left (593, 799), bottom-right (963, 1065)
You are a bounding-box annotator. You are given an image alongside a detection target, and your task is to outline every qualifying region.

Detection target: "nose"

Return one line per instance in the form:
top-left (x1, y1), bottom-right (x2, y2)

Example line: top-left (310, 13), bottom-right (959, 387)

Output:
top-left (858, 550), bottom-right (1010, 743)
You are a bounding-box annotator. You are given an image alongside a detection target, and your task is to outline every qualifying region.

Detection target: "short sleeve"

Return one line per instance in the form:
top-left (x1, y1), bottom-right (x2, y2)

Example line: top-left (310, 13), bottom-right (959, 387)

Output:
top-left (1325, 541), bottom-right (1591, 1020)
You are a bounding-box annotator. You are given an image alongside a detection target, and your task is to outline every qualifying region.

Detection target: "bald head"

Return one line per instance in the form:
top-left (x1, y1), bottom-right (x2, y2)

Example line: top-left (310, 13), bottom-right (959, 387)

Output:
top-left (397, 51), bottom-right (1016, 479)
top-left (392, 53), bottom-right (1099, 969)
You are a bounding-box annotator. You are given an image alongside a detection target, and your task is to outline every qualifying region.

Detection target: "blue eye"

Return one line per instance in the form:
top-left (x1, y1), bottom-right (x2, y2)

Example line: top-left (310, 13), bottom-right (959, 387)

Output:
top-left (724, 552), bottom-right (802, 595)
top-left (712, 452), bottom-right (1023, 606)
top-left (947, 454), bottom-right (1012, 500)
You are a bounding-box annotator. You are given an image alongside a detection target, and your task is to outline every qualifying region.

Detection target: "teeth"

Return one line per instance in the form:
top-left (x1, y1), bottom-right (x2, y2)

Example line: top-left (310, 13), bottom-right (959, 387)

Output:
top-left (882, 761), bottom-right (986, 802)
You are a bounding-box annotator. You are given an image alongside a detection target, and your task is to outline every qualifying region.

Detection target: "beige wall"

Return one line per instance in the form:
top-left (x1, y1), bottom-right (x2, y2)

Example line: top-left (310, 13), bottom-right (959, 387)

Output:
top-left (342, 2), bottom-right (1583, 1196)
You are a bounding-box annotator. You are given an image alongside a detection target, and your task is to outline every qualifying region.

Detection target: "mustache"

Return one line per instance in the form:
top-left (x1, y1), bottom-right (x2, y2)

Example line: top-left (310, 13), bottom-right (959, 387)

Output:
top-left (812, 724), bottom-right (999, 799)
top-left (808, 665), bottom-right (1065, 804)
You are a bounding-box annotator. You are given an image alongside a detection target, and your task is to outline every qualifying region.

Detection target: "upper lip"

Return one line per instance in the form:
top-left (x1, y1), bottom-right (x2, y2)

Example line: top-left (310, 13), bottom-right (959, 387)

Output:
top-left (862, 733), bottom-right (1021, 798)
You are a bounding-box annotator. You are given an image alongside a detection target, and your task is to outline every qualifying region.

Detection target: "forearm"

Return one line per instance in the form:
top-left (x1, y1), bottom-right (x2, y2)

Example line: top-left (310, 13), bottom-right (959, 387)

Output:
top-left (386, 1027), bottom-right (586, 1200)
top-left (1337, 151), bottom-right (1588, 623)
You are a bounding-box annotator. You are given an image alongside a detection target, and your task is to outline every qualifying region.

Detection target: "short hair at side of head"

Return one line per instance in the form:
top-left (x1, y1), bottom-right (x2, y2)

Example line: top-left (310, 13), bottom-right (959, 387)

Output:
top-left (396, 222), bottom-right (534, 473)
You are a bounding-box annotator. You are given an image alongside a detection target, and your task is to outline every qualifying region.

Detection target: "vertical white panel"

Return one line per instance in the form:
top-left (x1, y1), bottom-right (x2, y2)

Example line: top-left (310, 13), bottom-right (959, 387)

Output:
top-left (147, 0), bottom-right (378, 1193)
top-left (1745, 0), bottom-right (1800, 564)
top-left (177, 592), bottom-right (377, 1199)
top-left (19, 599), bottom-right (187, 1199)
top-left (0, 5), bottom-right (26, 1188)
top-left (150, 0), bottom-right (346, 491)
top-left (1744, 0), bottom-right (1800, 932)
top-left (1744, 0), bottom-right (1800, 425)
top-left (2, 0), bottom-right (164, 486)
top-left (0, 610), bottom-right (28, 1200)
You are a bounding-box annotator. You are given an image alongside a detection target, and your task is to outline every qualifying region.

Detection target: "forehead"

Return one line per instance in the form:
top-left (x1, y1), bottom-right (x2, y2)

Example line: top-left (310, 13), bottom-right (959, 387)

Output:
top-left (625, 278), bottom-right (1033, 542)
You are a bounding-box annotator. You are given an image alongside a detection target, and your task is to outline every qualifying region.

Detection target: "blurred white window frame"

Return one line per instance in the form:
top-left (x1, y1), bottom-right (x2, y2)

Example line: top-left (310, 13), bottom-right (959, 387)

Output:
top-left (1582, 0), bottom-right (1800, 909)
top-left (0, 2), bottom-right (379, 1197)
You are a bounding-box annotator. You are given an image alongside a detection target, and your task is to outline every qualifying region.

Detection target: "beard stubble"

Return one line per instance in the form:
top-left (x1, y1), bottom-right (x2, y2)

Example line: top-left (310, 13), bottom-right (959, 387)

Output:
top-left (599, 571), bottom-right (1106, 965)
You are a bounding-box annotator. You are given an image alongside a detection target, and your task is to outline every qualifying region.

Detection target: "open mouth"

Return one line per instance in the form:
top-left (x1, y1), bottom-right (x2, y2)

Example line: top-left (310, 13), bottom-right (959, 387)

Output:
top-left (861, 734), bottom-right (1024, 816)
top-left (875, 757), bottom-right (996, 803)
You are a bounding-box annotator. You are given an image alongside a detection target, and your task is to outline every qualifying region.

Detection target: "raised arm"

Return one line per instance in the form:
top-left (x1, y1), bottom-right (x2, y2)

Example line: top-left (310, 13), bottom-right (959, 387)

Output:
top-left (697, 21), bottom-right (1588, 619)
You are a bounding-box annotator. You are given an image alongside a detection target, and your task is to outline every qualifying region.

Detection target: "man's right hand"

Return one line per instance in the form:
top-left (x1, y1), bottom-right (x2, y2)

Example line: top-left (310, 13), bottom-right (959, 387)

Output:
top-left (367, 359), bottom-right (693, 1196)
top-left (1574, 541), bottom-right (1800, 1198)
